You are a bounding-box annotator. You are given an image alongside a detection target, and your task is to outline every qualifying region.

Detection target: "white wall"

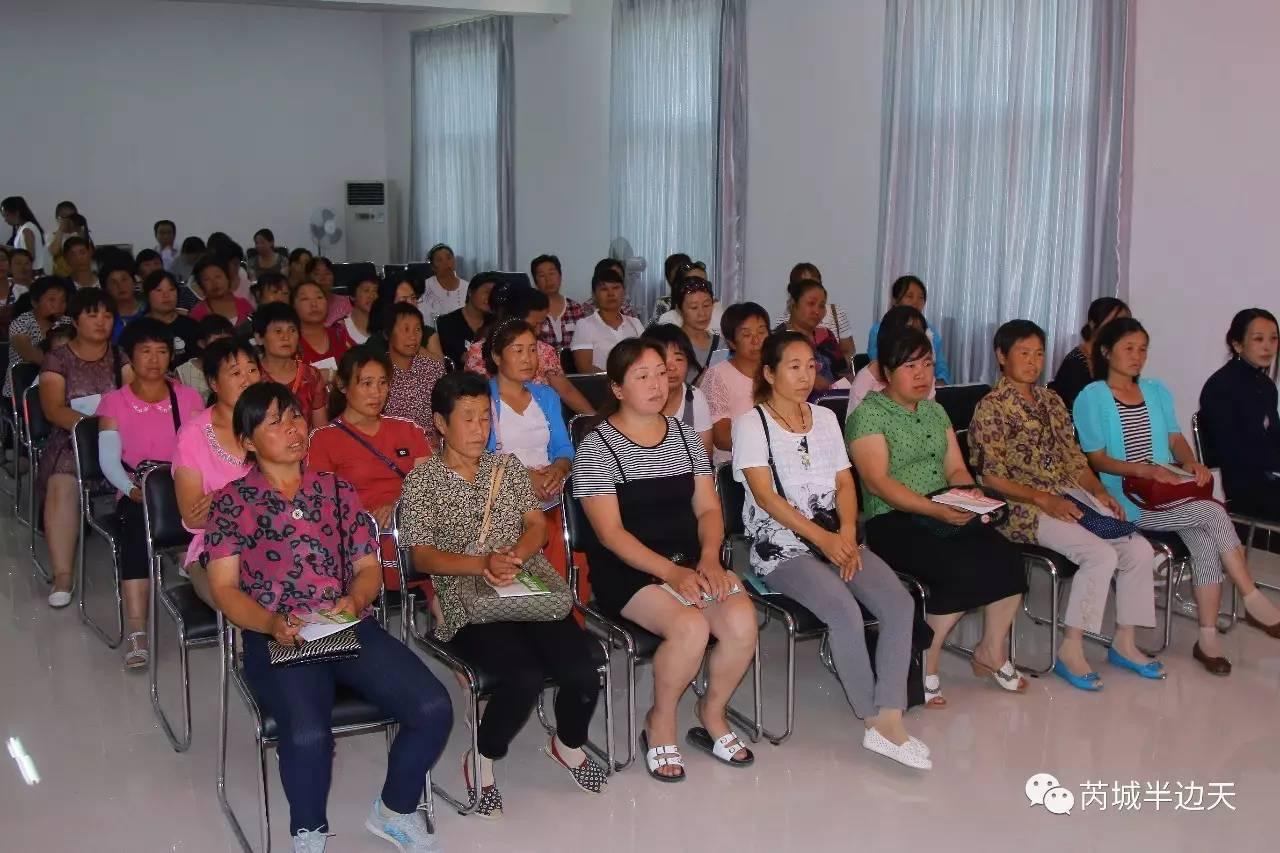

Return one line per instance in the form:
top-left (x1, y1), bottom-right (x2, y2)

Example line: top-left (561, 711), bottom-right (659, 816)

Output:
top-left (1128, 0), bottom-right (1280, 430)
top-left (0, 0), bottom-right (388, 256)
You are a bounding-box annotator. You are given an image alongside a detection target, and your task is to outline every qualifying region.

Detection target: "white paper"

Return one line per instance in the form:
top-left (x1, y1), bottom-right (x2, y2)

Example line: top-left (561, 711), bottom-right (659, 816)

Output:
top-left (69, 394), bottom-right (102, 415)
top-left (1154, 462), bottom-right (1195, 481)
top-left (828, 376), bottom-right (852, 391)
top-left (297, 620), bottom-right (354, 643)
top-left (312, 357), bottom-right (338, 372)
top-left (931, 489), bottom-right (1006, 515)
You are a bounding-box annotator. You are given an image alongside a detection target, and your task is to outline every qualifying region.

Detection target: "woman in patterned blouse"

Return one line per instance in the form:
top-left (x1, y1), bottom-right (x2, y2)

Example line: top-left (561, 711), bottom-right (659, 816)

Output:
top-left (204, 382), bottom-right (449, 851)
top-left (383, 302), bottom-right (447, 449)
top-left (399, 371), bottom-right (607, 818)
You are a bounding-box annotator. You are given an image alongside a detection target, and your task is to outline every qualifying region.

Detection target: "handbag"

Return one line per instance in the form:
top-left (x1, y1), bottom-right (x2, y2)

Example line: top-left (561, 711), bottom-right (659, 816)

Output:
top-left (268, 474), bottom-right (363, 666)
top-left (1121, 473), bottom-right (1215, 511)
top-left (1064, 494), bottom-right (1138, 539)
top-left (453, 456), bottom-right (573, 626)
top-left (756, 405), bottom-right (843, 561)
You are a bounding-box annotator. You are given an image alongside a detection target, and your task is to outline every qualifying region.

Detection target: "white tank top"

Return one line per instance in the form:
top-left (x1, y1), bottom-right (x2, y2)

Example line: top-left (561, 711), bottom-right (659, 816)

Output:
top-left (16, 222), bottom-right (49, 272)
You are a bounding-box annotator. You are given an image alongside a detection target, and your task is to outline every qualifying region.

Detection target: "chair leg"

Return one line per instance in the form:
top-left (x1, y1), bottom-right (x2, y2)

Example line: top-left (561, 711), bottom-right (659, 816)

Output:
top-left (29, 452), bottom-right (50, 584)
top-left (77, 520), bottom-right (124, 649)
top-left (152, 599), bottom-right (194, 752)
top-left (723, 634), bottom-right (763, 744)
top-left (431, 687), bottom-right (483, 815)
top-left (258, 739), bottom-right (272, 853)
top-left (217, 627), bottom-right (256, 853)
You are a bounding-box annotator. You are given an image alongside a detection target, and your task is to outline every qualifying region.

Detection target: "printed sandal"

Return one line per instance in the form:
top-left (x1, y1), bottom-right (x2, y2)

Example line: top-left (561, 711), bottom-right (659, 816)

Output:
top-left (124, 632), bottom-right (149, 670)
top-left (543, 739), bottom-right (608, 794)
top-left (462, 751), bottom-right (503, 819)
top-left (686, 727), bottom-right (755, 768)
top-left (971, 658), bottom-right (1028, 693)
top-left (639, 730), bottom-right (685, 783)
top-left (923, 673), bottom-right (947, 708)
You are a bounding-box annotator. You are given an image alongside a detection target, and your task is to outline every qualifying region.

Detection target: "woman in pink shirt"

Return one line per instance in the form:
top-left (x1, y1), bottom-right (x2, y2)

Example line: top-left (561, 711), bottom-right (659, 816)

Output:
top-left (189, 255), bottom-right (253, 325)
top-left (307, 256), bottom-right (353, 327)
top-left (172, 337), bottom-right (260, 605)
top-left (97, 318), bottom-right (205, 668)
top-left (701, 302), bottom-right (770, 465)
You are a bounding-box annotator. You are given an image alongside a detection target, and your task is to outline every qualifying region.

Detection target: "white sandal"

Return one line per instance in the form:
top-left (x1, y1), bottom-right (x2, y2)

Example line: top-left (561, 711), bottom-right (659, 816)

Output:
top-left (923, 673), bottom-right (947, 708)
top-left (123, 632), bottom-right (149, 670)
top-left (639, 731), bottom-right (685, 783)
top-left (972, 658), bottom-right (1027, 693)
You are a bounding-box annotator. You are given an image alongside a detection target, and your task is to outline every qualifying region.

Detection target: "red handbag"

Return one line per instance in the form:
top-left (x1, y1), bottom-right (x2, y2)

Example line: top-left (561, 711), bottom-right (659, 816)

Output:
top-left (1121, 475), bottom-right (1214, 511)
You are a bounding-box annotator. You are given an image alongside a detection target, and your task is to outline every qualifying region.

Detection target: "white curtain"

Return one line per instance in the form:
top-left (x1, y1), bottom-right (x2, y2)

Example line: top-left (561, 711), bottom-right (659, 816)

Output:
top-left (610, 0), bottom-right (746, 321)
top-left (410, 16), bottom-right (514, 275)
top-left (877, 0), bottom-right (1132, 383)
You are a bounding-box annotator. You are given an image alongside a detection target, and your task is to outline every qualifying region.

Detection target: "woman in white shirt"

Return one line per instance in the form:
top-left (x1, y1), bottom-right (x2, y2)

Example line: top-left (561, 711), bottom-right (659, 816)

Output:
top-left (643, 323), bottom-right (713, 461)
top-left (733, 330), bottom-right (926, 769)
top-left (419, 243), bottom-right (469, 325)
top-left (571, 267), bottom-right (644, 373)
top-left (3, 197), bottom-right (49, 274)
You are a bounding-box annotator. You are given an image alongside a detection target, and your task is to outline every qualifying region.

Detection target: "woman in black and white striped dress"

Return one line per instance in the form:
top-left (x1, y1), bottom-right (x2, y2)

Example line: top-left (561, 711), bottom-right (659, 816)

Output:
top-left (1073, 318), bottom-right (1280, 675)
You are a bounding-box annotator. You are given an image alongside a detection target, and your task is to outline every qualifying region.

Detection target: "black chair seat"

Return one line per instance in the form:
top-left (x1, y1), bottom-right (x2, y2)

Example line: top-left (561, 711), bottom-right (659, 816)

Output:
top-left (165, 583), bottom-right (219, 642)
top-left (585, 608), bottom-right (663, 659)
top-left (260, 685), bottom-right (393, 741)
top-left (1141, 530), bottom-right (1190, 560)
top-left (762, 592), bottom-right (838, 637)
top-left (1021, 544), bottom-right (1081, 580)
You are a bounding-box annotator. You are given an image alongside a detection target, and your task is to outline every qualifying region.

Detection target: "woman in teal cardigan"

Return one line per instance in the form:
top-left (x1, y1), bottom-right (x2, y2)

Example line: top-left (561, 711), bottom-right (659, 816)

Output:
top-left (1073, 318), bottom-right (1280, 674)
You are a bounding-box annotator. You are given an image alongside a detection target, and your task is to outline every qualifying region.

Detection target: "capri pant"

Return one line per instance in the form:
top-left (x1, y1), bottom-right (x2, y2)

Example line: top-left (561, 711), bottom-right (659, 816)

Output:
top-left (1137, 499), bottom-right (1240, 587)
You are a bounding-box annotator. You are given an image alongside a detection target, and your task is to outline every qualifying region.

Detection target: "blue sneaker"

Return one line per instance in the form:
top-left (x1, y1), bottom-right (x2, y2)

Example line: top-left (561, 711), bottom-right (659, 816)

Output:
top-left (1052, 659), bottom-right (1103, 691)
top-left (365, 800), bottom-right (441, 852)
top-left (1106, 647), bottom-right (1167, 680)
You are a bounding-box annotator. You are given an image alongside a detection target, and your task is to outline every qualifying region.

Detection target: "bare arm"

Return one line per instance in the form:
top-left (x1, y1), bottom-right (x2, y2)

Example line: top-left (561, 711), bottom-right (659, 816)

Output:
top-left (423, 332), bottom-right (445, 363)
top-left (207, 554), bottom-right (283, 635)
top-left (10, 333), bottom-right (44, 367)
top-left (711, 417), bottom-right (732, 452)
top-left (941, 428), bottom-right (975, 486)
top-left (699, 429), bottom-right (713, 464)
top-left (581, 492), bottom-right (685, 582)
top-left (572, 349), bottom-right (597, 374)
top-left (174, 465), bottom-right (213, 531)
top-left (851, 432), bottom-right (964, 521)
top-left (38, 372), bottom-right (80, 431)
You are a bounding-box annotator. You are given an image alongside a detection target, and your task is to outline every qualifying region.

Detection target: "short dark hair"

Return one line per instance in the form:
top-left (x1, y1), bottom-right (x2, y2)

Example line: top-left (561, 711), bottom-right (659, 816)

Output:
top-left (288, 247), bottom-right (312, 264)
top-left (305, 256), bottom-right (333, 277)
top-left (490, 284), bottom-right (547, 324)
top-left (880, 327), bottom-right (933, 373)
top-left (483, 319), bottom-right (538, 374)
top-left (876, 305), bottom-right (928, 358)
top-left (232, 382), bottom-right (303, 461)
top-left (468, 271), bottom-right (502, 295)
top-left (642, 322), bottom-right (697, 368)
top-left (141, 269), bottom-right (179, 300)
top-left (252, 270), bottom-right (288, 297)
top-left (789, 262), bottom-right (822, 284)
top-left (215, 240), bottom-right (244, 265)
top-left (192, 255), bottom-right (225, 286)
top-left (890, 275), bottom-right (926, 302)
top-left (1226, 308), bottom-right (1279, 357)
top-left (329, 345), bottom-right (393, 420)
top-left (135, 248), bottom-right (162, 267)
top-left (786, 278), bottom-right (825, 305)
top-left (592, 257), bottom-right (623, 281)
top-left (387, 271), bottom-right (425, 299)
top-left (253, 228), bottom-right (275, 244)
top-left (201, 335), bottom-right (259, 385)
top-left (591, 266), bottom-right (624, 291)
top-left (1081, 296), bottom-right (1129, 342)
top-left (68, 287), bottom-right (117, 320)
top-left (289, 281), bottom-right (326, 308)
top-left (98, 255), bottom-right (136, 284)
top-left (663, 253), bottom-right (692, 284)
top-left (253, 302), bottom-right (301, 337)
top-left (427, 243), bottom-right (453, 265)
top-left (180, 236), bottom-right (205, 255)
top-left (1091, 317), bottom-right (1148, 379)
top-left (195, 313), bottom-right (236, 343)
top-left (385, 301), bottom-right (426, 334)
top-left (720, 301), bottom-right (771, 345)
top-left (9, 247), bottom-right (32, 262)
top-left (431, 370), bottom-right (490, 421)
top-left (530, 254), bottom-right (561, 277)
top-left (62, 235), bottom-right (92, 256)
top-left (154, 219), bottom-right (175, 235)
top-left (30, 275), bottom-right (74, 305)
top-left (755, 331), bottom-right (813, 401)
top-left (119, 316), bottom-right (174, 358)
top-left (993, 319), bottom-right (1046, 357)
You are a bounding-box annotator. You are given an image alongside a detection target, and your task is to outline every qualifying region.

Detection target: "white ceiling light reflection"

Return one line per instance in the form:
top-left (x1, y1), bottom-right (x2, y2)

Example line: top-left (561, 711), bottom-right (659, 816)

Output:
top-left (7, 738), bottom-right (40, 785)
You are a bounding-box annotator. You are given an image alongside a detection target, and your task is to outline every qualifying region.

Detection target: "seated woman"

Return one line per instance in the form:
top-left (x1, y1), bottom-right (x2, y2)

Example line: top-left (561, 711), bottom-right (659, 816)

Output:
top-left (306, 256), bottom-right (353, 327)
top-left (0, 249), bottom-right (28, 338)
top-left (246, 228), bottom-right (286, 280)
top-left (701, 302), bottom-right (770, 465)
top-left (286, 247), bottom-right (313, 290)
top-left (865, 275), bottom-right (951, 385)
top-left (436, 272), bottom-right (496, 369)
top-left (780, 263), bottom-right (855, 359)
top-left (574, 339), bottom-right (757, 781)
top-left (10, 247), bottom-right (37, 292)
top-left (642, 323), bottom-right (713, 461)
top-left (778, 279), bottom-right (850, 392)
top-left (174, 315), bottom-right (235, 401)
top-left (5, 275), bottom-right (71, 400)
top-left (531, 253), bottom-right (588, 357)
top-left (1199, 308), bottom-right (1280, 521)
top-left (255, 303), bottom-right (329, 429)
top-left (735, 331), bottom-right (928, 768)
top-left (400, 371), bottom-right (607, 817)
top-left (650, 252), bottom-right (691, 323)
top-left (848, 305), bottom-right (937, 414)
top-left (141, 270), bottom-right (202, 367)
top-left (655, 260), bottom-right (724, 330)
top-left (333, 275), bottom-right (379, 350)
top-left (671, 277), bottom-right (726, 383)
top-left (384, 303), bottom-right (448, 448)
top-left (571, 267), bottom-right (645, 373)
top-left (204, 382), bottom-right (449, 851)
top-left (463, 286), bottom-right (593, 415)
top-left (172, 338), bottom-right (260, 605)
top-left (188, 254), bottom-right (253, 325)
top-left (368, 274), bottom-right (445, 362)
top-left (1049, 296), bottom-right (1129, 410)
top-left (1074, 317), bottom-right (1280, 675)
top-left (171, 236), bottom-right (205, 289)
top-left (101, 256), bottom-right (143, 341)
top-left (97, 319), bottom-right (205, 668)
top-left (970, 320), bottom-right (1159, 690)
top-left (848, 327), bottom-right (1028, 706)
top-left (419, 243), bottom-right (469, 326)
top-left (37, 288), bottom-right (131, 607)
top-left (292, 281), bottom-right (347, 369)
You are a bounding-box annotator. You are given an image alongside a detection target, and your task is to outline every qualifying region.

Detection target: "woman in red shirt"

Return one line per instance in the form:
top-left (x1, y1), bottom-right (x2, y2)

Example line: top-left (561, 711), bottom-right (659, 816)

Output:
top-left (292, 280), bottom-right (347, 368)
top-left (255, 303), bottom-right (329, 429)
top-left (309, 345), bottom-right (431, 589)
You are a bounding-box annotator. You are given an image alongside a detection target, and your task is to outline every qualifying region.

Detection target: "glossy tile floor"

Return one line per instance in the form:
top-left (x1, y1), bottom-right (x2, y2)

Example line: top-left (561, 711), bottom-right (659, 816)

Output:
top-left (2, 495), bottom-right (1278, 853)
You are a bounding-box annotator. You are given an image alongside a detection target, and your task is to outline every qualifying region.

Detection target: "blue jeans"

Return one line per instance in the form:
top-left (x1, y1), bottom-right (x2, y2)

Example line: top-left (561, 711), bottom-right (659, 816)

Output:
top-left (242, 618), bottom-right (453, 834)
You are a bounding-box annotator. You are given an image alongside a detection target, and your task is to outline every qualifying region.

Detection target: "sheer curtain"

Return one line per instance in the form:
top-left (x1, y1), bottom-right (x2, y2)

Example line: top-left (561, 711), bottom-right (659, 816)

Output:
top-left (877, 0), bottom-right (1132, 382)
top-left (610, 0), bottom-right (746, 321)
top-left (410, 16), bottom-right (514, 275)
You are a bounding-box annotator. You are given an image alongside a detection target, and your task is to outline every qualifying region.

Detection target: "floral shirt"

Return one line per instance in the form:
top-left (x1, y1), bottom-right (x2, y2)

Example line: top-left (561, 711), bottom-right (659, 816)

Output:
top-left (536, 297), bottom-right (589, 351)
top-left (398, 452), bottom-right (541, 640)
top-left (386, 354), bottom-right (447, 446)
top-left (203, 467), bottom-right (377, 618)
top-left (968, 377), bottom-right (1090, 543)
top-left (463, 338), bottom-right (564, 384)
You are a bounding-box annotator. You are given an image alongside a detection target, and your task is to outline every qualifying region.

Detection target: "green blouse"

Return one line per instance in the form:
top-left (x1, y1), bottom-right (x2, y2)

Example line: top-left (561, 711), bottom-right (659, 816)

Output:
top-left (846, 391), bottom-right (951, 520)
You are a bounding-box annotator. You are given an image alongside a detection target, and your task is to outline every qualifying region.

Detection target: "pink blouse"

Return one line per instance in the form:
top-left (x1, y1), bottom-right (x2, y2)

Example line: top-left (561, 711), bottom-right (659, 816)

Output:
top-left (171, 407), bottom-right (252, 568)
top-left (97, 383), bottom-right (205, 469)
top-left (700, 359), bottom-right (756, 464)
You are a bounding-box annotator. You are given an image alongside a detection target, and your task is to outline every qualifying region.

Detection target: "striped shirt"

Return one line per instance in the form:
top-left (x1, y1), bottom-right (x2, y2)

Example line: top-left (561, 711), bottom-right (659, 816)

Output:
top-left (572, 417), bottom-right (711, 498)
top-left (1118, 400), bottom-right (1154, 463)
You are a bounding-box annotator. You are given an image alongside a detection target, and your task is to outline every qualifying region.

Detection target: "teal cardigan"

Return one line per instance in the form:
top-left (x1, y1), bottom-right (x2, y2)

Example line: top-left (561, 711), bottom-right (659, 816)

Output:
top-left (1072, 378), bottom-right (1179, 521)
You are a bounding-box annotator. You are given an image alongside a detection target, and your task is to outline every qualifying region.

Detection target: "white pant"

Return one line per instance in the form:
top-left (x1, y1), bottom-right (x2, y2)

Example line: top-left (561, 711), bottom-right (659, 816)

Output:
top-left (1035, 512), bottom-right (1156, 635)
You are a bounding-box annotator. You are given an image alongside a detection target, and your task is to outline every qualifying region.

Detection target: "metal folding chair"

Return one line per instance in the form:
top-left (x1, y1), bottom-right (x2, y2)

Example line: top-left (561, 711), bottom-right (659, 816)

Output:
top-left (23, 383), bottom-right (53, 583)
top-left (142, 464), bottom-right (217, 752)
top-left (392, 504), bottom-right (614, 814)
top-left (7, 362), bottom-right (39, 523)
top-left (71, 416), bottom-right (125, 647)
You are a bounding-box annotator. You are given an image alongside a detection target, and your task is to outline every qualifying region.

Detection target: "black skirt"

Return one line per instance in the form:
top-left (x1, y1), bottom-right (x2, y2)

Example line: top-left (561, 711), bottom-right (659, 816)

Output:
top-left (865, 511), bottom-right (1028, 615)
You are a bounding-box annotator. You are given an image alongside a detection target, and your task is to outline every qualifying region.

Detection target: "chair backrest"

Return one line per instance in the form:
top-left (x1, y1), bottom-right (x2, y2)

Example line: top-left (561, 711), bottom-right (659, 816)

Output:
top-left (814, 391), bottom-right (849, 425)
top-left (383, 262), bottom-right (431, 286)
top-left (560, 479), bottom-right (601, 554)
top-left (23, 383), bottom-right (51, 444)
top-left (142, 464), bottom-right (193, 550)
top-left (566, 373), bottom-right (613, 410)
top-left (715, 463), bottom-right (745, 536)
top-left (934, 382), bottom-right (990, 470)
top-left (332, 261), bottom-right (379, 295)
top-left (71, 416), bottom-right (102, 485)
top-left (853, 352), bottom-right (871, 372)
top-left (569, 412), bottom-right (604, 447)
top-left (1190, 411), bottom-right (1218, 467)
top-left (10, 361), bottom-right (38, 413)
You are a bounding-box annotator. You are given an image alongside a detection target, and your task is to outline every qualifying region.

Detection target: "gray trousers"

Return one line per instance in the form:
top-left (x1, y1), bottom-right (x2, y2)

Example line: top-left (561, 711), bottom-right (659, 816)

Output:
top-left (766, 549), bottom-right (914, 719)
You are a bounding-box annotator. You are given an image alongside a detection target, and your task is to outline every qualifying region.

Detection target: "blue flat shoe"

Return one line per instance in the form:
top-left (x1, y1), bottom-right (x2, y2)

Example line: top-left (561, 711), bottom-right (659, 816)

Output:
top-left (1107, 648), bottom-right (1166, 680)
top-left (1052, 660), bottom-right (1103, 691)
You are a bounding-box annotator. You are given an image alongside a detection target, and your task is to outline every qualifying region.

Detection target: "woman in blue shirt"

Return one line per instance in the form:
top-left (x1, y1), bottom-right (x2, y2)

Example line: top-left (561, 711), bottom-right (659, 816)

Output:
top-left (866, 275), bottom-right (952, 384)
top-left (1073, 317), bottom-right (1280, 675)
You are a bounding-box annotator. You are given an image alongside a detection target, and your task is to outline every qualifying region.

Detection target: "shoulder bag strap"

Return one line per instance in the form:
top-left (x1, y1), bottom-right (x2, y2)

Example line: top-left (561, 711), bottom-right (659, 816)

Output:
top-left (332, 418), bottom-right (407, 479)
top-left (167, 381), bottom-right (181, 434)
top-left (597, 424), bottom-right (628, 483)
top-left (475, 456), bottom-right (506, 549)
top-left (755, 405), bottom-right (788, 498)
top-left (672, 415), bottom-right (696, 468)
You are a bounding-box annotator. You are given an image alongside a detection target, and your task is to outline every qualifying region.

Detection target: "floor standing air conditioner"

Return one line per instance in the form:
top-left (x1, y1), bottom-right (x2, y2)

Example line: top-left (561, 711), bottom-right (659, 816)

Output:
top-left (345, 180), bottom-right (393, 265)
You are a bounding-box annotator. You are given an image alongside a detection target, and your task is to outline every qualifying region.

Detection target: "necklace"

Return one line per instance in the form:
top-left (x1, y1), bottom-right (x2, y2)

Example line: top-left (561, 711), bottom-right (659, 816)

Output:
top-left (765, 400), bottom-right (812, 469)
top-left (765, 400), bottom-right (808, 433)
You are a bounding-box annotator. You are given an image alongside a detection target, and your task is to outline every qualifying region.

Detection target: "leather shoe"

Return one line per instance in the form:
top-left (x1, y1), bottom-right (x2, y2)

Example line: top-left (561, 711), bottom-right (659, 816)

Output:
top-left (1192, 642), bottom-right (1231, 676)
top-left (1244, 612), bottom-right (1280, 639)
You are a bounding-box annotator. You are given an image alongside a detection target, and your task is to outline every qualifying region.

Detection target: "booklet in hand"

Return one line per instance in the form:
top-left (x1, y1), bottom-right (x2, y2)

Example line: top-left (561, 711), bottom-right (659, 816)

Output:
top-left (930, 488), bottom-right (1007, 515)
top-left (486, 569), bottom-right (553, 598)
top-left (296, 609), bottom-right (357, 643)
top-left (660, 582), bottom-right (743, 607)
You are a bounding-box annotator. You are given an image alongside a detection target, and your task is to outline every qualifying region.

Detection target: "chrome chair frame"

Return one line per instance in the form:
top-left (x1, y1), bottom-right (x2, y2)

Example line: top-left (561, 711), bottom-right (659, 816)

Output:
top-left (71, 416), bottom-right (125, 647)
top-left (23, 383), bottom-right (52, 583)
top-left (392, 504), bottom-right (615, 814)
top-left (3, 362), bottom-right (39, 521)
